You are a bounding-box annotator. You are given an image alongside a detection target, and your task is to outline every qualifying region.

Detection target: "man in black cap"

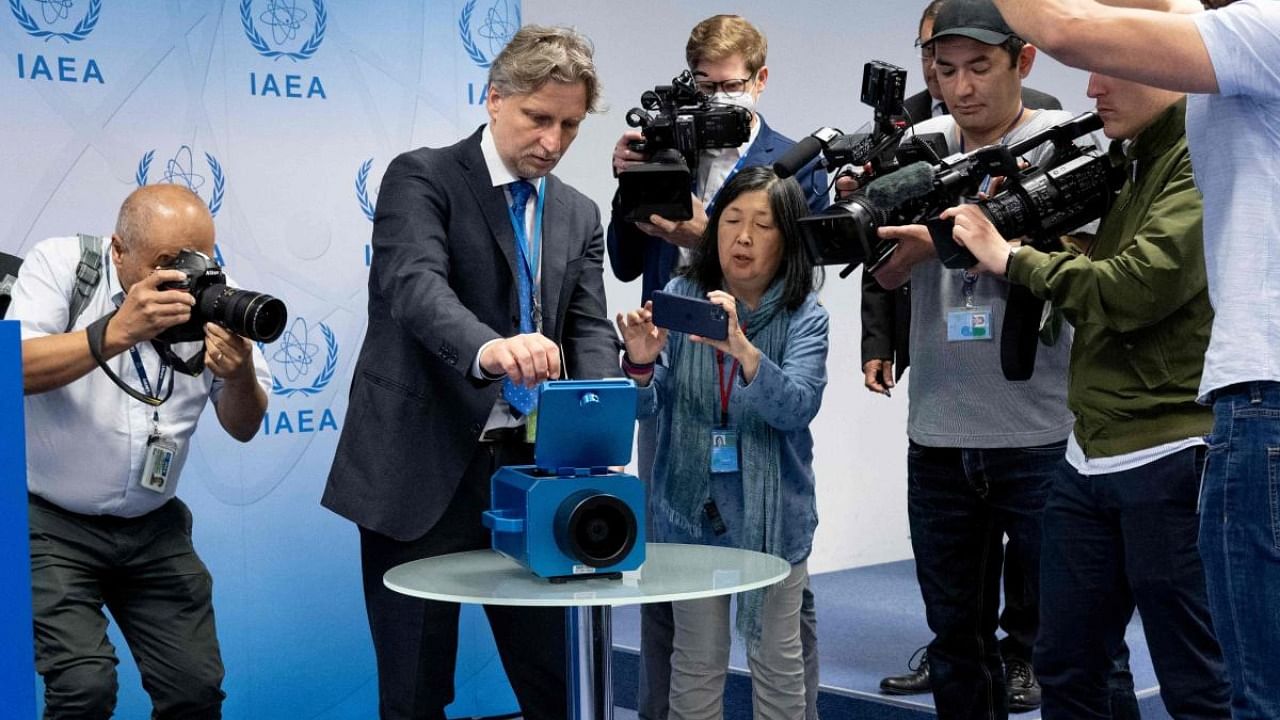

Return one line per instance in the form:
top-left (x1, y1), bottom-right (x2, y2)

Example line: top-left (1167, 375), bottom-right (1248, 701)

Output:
top-left (873, 1), bottom-right (1065, 707)
top-left (864, 0), bottom-right (1082, 717)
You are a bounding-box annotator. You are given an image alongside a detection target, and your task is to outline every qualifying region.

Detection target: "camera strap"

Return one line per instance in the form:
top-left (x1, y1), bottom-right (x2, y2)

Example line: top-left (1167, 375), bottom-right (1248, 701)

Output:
top-left (85, 309), bottom-right (177, 407)
top-left (1000, 286), bottom-right (1048, 382)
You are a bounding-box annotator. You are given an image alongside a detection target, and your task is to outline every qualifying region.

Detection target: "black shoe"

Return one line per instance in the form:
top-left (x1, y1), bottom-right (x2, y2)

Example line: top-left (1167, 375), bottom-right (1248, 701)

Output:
top-left (880, 646), bottom-right (932, 695)
top-left (1006, 656), bottom-right (1042, 713)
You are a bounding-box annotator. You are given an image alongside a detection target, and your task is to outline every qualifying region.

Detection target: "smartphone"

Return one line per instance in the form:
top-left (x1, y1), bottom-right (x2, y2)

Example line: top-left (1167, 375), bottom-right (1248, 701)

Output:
top-left (651, 291), bottom-right (729, 341)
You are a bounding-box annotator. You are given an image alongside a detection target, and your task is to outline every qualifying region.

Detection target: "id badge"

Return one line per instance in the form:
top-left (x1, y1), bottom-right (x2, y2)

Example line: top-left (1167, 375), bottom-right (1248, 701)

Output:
top-left (139, 435), bottom-right (178, 493)
top-left (709, 426), bottom-right (739, 474)
top-left (946, 305), bottom-right (993, 342)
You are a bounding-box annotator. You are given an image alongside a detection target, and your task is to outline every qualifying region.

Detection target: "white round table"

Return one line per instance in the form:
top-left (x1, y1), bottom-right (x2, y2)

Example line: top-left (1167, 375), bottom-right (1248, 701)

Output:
top-left (384, 542), bottom-right (790, 720)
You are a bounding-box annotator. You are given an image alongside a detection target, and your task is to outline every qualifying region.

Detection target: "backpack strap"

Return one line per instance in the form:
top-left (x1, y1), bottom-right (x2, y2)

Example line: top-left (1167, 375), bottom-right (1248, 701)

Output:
top-left (66, 234), bottom-right (104, 332)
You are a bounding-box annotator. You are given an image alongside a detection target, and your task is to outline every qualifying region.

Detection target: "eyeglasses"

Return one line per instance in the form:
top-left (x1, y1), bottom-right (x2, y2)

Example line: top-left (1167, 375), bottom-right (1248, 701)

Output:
top-left (914, 38), bottom-right (935, 59)
top-left (694, 76), bottom-right (754, 98)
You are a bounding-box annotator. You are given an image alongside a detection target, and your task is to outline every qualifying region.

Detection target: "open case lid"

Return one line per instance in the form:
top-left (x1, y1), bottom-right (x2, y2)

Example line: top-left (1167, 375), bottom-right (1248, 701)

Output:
top-left (534, 379), bottom-right (636, 473)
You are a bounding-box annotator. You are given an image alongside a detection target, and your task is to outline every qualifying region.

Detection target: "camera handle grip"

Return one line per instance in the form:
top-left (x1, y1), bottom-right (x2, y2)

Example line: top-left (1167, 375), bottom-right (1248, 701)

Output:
top-left (928, 217), bottom-right (979, 270)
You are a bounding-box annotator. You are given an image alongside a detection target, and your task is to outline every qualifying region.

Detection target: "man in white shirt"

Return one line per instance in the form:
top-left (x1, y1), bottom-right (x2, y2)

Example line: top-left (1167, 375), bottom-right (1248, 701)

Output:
top-left (7, 183), bottom-right (270, 719)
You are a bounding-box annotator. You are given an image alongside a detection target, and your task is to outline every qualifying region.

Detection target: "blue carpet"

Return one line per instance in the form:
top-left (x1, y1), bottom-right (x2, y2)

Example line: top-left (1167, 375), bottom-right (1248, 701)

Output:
top-left (611, 559), bottom-right (1173, 719)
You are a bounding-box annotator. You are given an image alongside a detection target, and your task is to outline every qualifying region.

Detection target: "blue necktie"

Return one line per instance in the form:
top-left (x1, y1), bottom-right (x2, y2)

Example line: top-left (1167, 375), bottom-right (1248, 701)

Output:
top-left (503, 180), bottom-right (537, 415)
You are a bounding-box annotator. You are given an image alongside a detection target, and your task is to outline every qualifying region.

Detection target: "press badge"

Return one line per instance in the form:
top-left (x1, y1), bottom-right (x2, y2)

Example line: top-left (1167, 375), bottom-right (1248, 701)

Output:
top-left (947, 306), bottom-right (993, 342)
top-left (139, 435), bottom-right (177, 493)
top-left (709, 427), bottom-right (740, 474)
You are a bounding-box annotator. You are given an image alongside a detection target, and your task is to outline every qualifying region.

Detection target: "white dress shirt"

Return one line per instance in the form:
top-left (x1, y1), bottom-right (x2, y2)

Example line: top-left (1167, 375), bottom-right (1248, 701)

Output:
top-left (7, 235), bottom-right (271, 517)
top-left (473, 125), bottom-right (549, 431)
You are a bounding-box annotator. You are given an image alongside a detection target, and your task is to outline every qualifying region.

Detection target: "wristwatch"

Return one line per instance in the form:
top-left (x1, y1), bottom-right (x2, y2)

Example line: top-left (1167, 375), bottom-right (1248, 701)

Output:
top-left (1004, 245), bottom-right (1023, 277)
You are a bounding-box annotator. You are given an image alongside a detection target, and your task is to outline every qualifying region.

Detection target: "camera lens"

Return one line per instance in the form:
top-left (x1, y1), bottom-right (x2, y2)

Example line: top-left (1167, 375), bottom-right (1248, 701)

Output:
top-left (554, 491), bottom-right (638, 568)
top-left (198, 286), bottom-right (289, 343)
top-left (799, 195), bottom-right (889, 268)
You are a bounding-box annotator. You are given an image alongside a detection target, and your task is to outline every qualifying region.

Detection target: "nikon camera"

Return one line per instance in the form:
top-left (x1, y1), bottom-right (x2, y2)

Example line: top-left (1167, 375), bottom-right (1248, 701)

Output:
top-left (158, 249), bottom-right (287, 344)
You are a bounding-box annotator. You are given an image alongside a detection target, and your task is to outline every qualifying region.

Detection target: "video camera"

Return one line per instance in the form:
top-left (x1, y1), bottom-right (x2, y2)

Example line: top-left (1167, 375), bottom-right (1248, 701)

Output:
top-left (774, 61), bottom-right (920, 182)
top-left (799, 112), bottom-right (1117, 275)
top-left (616, 70), bottom-right (753, 223)
top-left (805, 112), bottom-right (1123, 381)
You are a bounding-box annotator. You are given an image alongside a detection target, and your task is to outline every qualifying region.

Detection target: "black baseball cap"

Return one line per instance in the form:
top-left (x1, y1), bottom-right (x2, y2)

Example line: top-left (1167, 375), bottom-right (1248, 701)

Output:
top-left (927, 0), bottom-right (1017, 46)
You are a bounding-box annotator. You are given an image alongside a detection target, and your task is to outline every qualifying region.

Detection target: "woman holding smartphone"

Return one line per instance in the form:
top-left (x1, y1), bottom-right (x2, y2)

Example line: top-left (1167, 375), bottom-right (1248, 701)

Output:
top-left (617, 166), bottom-right (829, 720)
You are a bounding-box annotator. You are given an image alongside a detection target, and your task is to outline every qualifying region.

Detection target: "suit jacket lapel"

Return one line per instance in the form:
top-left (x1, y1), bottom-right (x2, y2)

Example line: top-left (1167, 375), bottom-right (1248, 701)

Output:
top-left (741, 116), bottom-right (780, 169)
top-left (538, 175), bottom-right (569, 340)
top-left (457, 132), bottom-right (519, 284)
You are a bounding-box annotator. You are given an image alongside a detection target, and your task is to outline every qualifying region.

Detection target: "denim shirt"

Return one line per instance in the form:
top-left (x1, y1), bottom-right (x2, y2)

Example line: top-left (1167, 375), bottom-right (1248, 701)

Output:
top-left (636, 283), bottom-right (830, 564)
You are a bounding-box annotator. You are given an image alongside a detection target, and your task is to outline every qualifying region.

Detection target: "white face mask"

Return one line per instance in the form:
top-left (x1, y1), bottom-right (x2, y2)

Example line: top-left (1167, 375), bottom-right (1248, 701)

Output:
top-left (713, 90), bottom-right (756, 117)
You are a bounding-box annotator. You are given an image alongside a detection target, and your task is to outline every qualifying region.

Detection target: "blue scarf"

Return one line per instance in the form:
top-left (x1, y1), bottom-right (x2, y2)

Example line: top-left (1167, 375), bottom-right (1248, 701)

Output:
top-left (659, 278), bottom-right (790, 653)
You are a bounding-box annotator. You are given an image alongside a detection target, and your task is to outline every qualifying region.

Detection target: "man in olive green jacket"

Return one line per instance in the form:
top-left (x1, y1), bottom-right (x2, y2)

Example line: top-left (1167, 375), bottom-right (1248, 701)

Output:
top-left (945, 78), bottom-right (1231, 719)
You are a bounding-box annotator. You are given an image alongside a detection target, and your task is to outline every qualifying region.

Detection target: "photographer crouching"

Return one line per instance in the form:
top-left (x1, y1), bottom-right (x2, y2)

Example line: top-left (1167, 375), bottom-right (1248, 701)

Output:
top-left (945, 76), bottom-right (1231, 719)
top-left (5, 184), bottom-right (272, 718)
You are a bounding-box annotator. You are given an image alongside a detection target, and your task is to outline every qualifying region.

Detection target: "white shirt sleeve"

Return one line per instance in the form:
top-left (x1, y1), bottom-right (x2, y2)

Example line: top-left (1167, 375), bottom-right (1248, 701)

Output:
top-left (6, 237), bottom-right (78, 338)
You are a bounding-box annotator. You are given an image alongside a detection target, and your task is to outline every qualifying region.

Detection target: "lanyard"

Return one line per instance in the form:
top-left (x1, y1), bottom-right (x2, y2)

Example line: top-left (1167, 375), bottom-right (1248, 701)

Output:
top-left (716, 350), bottom-right (740, 427)
top-left (961, 271), bottom-right (979, 308)
top-left (714, 319), bottom-right (748, 426)
top-left (703, 154), bottom-right (748, 217)
top-left (506, 178), bottom-right (546, 290)
top-left (128, 345), bottom-right (172, 433)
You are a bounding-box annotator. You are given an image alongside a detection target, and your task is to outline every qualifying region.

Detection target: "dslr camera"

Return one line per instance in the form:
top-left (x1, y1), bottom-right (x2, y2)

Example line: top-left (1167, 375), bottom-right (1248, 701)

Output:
top-left (158, 249), bottom-right (287, 344)
top-left (617, 70), bottom-right (753, 223)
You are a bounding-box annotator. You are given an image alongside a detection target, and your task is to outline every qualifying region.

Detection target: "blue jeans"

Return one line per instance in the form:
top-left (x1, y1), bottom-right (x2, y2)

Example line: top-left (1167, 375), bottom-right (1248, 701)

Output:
top-left (906, 440), bottom-right (1064, 720)
top-left (1036, 447), bottom-right (1230, 720)
top-left (1201, 382), bottom-right (1280, 720)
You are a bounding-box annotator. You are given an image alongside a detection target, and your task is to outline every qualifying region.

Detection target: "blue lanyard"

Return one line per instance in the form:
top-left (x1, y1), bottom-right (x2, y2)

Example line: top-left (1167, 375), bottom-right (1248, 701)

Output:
top-left (128, 346), bottom-right (173, 409)
top-left (129, 347), bottom-right (169, 399)
top-left (505, 178), bottom-right (546, 289)
top-left (703, 154), bottom-right (749, 217)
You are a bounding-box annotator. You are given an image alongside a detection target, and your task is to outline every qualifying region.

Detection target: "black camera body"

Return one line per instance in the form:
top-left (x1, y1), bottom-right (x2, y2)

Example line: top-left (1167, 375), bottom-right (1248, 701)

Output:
top-left (775, 61), bottom-right (914, 183)
top-left (158, 249), bottom-right (287, 344)
top-left (617, 70), bottom-right (752, 223)
top-left (803, 112), bottom-right (1124, 381)
top-left (800, 113), bottom-right (1120, 275)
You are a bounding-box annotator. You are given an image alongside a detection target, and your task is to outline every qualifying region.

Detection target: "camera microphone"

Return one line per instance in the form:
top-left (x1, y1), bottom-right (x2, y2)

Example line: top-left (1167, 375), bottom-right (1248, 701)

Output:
top-left (773, 134), bottom-right (825, 179)
top-left (864, 161), bottom-right (935, 208)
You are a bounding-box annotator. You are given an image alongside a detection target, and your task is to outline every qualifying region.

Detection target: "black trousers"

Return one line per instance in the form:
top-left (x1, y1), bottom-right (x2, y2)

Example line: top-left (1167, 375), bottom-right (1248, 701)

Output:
top-left (1037, 447), bottom-right (1231, 720)
top-left (29, 494), bottom-right (225, 720)
top-left (907, 441), bottom-right (1063, 720)
top-left (359, 440), bottom-right (567, 720)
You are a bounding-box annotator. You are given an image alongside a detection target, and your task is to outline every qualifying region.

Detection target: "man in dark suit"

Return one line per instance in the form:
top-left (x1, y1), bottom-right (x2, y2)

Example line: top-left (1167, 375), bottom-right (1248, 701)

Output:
top-left (606, 16), bottom-right (829, 720)
top-left (323, 26), bottom-right (618, 720)
top-left (867, 0), bottom-right (1063, 710)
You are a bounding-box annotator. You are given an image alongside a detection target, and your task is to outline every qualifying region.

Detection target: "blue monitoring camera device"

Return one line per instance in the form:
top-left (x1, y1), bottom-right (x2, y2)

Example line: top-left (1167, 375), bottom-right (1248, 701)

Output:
top-left (482, 379), bottom-right (646, 581)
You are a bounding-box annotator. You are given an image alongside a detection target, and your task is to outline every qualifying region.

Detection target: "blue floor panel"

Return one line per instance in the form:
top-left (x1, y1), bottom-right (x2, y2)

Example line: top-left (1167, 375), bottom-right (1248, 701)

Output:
top-left (611, 558), bottom-right (1173, 719)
